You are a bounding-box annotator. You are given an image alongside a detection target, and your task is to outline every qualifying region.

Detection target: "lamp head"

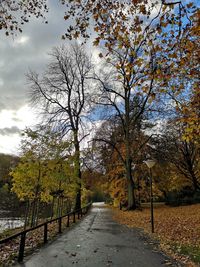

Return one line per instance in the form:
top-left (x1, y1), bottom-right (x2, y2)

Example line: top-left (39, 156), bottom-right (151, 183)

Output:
top-left (144, 159), bottom-right (156, 169)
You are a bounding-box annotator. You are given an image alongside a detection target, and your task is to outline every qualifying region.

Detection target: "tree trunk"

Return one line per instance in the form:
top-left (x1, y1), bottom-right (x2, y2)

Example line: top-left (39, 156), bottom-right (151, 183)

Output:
top-left (57, 197), bottom-right (60, 217)
top-left (75, 188), bottom-right (81, 210)
top-left (74, 131), bottom-right (81, 210)
top-left (51, 197), bottom-right (55, 219)
top-left (31, 160), bottom-right (41, 227)
top-left (31, 199), bottom-right (37, 227)
top-left (126, 158), bottom-right (136, 210)
top-left (125, 90), bottom-right (136, 210)
top-left (24, 200), bottom-right (30, 229)
top-left (35, 199), bottom-right (40, 225)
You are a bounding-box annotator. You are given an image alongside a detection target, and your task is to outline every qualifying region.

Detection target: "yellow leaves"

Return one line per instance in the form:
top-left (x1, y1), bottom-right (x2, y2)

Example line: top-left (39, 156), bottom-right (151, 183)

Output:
top-left (116, 63), bottom-right (121, 70)
top-left (160, 21), bottom-right (168, 28)
top-left (130, 50), bottom-right (136, 57)
top-left (73, 31), bottom-right (80, 39)
top-left (135, 25), bottom-right (142, 33)
top-left (101, 8), bottom-right (107, 15)
top-left (150, 93), bottom-right (156, 101)
top-left (118, 42), bottom-right (123, 49)
top-left (93, 38), bottom-right (100, 46)
top-left (157, 27), bottom-right (162, 34)
top-left (94, 26), bottom-right (99, 32)
top-left (93, 13), bottom-right (99, 21)
top-left (159, 88), bottom-right (167, 93)
top-left (11, 129), bottom-right (78, 204)
top-left (178, 87), bottom-right (200, 143)
top-left (135, 58), bottom-right (143, 67)
top-left (121, 14), bottom-right (127, 21)
top-left (64, 15), bottom-right (70, 20)
top-left (114, 24), bottom-right (122, 35)
top-left (125, 63), bottom-right (133, 74)
top-left (142, 85), bottom-right (149, 93)
top-left (156, 69), bottom-right (162, 75)
top-left (186, 2), bottom-right (193, 8)
top-left (169, 52), bottom-right (177, 59)
top-left (139, 5), bottom-right (146, 15)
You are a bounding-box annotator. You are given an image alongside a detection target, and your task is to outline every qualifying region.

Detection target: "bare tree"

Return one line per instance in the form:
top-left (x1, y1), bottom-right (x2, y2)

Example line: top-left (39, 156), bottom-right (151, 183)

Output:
top-left (27, 43), bottom-right (92, 210)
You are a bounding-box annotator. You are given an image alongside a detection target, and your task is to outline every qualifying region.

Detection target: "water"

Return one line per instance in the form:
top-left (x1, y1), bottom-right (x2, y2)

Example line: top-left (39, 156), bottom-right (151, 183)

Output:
top-left (0, 218), bottom-right (24, 233)
top-left (0, 210), bottom-right (24, 234)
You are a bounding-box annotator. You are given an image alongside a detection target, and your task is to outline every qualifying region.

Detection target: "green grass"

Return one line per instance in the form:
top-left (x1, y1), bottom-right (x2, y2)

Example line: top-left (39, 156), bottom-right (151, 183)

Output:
top-left (176, 245), bottom-right (200, 264)
top-left (141, 202), bottom-right (165, 208)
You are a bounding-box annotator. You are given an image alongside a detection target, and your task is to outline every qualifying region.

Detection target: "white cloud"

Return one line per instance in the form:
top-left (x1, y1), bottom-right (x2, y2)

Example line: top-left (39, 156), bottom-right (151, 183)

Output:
top-left (0, 105), bottom-right (38, 129)
top-left (15, 36), bottom-right (30, 45)
top-left (0, 0), bottom-right (95, 155)
top-left (0, 134), bottom-right (21, 155)
top-left (0, 105), bottom-right (39, 155)
top-left (15, 105), bottom-right (39, 128)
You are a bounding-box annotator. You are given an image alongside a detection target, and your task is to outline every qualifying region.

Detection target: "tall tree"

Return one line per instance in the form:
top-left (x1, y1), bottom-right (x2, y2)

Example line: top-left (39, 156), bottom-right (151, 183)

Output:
top-left (90, 14), bottom-right (160, 208)
top-left (63, 1), bottom-right (196, 47)
top-left (0, 153), bottom-right (19, 187)
top-left (27, 44), bottom-right (92, 210)
top-left (11, 128), bottom-right (52, 227)
top-left (93, 94), bottom-right (152, 209)
top-left (11, 127), bottom-right (76, 226)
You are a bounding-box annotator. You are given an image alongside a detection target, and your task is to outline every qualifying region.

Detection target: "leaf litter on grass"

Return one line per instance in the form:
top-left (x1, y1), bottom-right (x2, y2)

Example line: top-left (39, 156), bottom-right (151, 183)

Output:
top-left (112, 204), bottom-right (200, 267)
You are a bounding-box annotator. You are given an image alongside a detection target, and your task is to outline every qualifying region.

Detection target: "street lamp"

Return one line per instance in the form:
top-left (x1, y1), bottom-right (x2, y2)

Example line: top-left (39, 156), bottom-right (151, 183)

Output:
top-left (144, 159), bottom-right (156, 233)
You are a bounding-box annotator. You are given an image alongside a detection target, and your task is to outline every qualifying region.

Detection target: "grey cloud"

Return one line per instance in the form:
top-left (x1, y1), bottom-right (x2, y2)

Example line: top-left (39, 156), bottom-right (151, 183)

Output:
top-left (0, 0), bottom-right (95, 154)
top-left (0, 95), bottom-right (27, 111)
top-left (0, 0), bottom-right (69, 113)
top-left (0, 101), bottom-right (6, 111)
top-left (0, 126), bottom-right (21, 136)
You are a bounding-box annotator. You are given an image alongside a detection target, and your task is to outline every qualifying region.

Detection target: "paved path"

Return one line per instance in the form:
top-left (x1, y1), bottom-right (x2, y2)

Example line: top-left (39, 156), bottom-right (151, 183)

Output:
top-left (16, 203), bottom-right (178, 267)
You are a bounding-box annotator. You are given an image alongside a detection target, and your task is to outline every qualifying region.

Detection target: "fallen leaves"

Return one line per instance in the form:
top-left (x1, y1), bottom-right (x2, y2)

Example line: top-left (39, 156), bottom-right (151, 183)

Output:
top-left (112, 204), bottom-right (200, 267)
top-left (0, 214), bottom-right (80, 265)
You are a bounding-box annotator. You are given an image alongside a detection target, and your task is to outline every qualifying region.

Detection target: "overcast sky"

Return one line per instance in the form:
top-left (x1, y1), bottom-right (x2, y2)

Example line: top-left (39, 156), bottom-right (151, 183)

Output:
top-left (1, 1), bottom-right (198, 155)
top-left (0, 0), bottom-right (165, 155)
top-left (0, 1), bottom-right (87, 155)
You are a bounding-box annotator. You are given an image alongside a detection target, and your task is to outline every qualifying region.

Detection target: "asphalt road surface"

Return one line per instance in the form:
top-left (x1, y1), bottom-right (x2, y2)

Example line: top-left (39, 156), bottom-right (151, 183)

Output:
top-left (15, 203), bottom-right (179, 267)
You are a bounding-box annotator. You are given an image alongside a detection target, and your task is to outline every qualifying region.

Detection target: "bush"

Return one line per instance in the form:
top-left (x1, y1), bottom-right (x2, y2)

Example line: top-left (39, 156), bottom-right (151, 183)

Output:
top-left (165, 188), bottom-right (200, 206)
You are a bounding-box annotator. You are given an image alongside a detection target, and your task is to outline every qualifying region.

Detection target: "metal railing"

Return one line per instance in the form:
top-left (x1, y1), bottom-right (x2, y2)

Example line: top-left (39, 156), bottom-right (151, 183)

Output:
top-left (0, 202), bottom-right (92, 263)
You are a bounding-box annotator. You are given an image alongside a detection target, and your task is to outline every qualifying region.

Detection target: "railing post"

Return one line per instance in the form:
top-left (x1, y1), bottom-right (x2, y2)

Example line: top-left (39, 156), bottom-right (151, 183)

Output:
top-left (1, 203), bottom-right (92, 265)
top-left (73, 212), bottom-right (76, 223)
top-left (18, 232), bottom-right (26, 262)
top-left (44, 223), bottom-right (48, 243)
top-left (58, 217), bottom-right (62, 233)
top-left (78, 210), bottom-right (80, 219)
top-left (67, 214), bottom-right (70, 227)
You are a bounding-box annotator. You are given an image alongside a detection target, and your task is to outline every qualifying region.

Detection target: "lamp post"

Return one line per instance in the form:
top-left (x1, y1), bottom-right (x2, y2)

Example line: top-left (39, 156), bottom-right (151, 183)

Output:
top-left (144, 159), bottom-right (156, 233)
